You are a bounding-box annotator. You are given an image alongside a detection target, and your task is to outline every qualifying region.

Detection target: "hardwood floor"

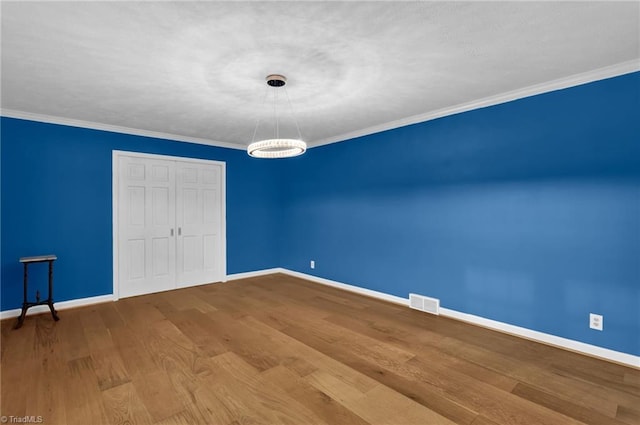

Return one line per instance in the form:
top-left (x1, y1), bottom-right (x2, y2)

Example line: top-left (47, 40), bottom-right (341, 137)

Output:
top-left (1, 273), bottom-right (638, 425)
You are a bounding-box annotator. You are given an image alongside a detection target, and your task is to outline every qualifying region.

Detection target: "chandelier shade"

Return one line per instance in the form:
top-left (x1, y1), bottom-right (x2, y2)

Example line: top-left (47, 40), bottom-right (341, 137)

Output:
top-left (247, 74), bottom-right (306, 159)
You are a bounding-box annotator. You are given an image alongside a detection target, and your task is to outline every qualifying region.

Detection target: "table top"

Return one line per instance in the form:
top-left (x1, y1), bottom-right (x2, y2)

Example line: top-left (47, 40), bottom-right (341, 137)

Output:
top-left (19, 255), bottom-right (57, 263)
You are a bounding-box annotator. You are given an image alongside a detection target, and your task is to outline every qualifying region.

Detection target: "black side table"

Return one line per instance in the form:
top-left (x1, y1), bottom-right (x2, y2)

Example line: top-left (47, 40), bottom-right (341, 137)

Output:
top-left (14, 254), bottom-right (60, 329)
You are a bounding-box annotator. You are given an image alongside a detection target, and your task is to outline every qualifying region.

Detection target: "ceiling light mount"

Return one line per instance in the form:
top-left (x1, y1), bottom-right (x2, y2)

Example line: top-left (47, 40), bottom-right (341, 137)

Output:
top-left (266, 74), bottom-right (286, 87)
top-left (247, 74), bottom-right (306, 159)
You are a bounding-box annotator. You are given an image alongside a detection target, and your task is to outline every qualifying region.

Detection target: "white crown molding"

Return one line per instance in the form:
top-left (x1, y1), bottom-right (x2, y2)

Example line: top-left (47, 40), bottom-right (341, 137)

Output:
top-left (3, 61), bottom-right (638, 151)
top-left (274, 268), bottom-right (640, 369)
top-left (0, 294), bottom-right (114, 320)
top-left (0, 109), bottom-right (246, 151)
top-left (309, 60), bottom-right (640, 148)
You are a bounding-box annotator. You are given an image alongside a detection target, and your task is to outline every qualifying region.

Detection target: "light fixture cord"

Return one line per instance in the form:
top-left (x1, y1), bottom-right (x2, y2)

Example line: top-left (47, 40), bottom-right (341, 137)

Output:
top-left (251, 76), bottom-right (303, 145)
top-left (283, 85), bottom-right (303, 141)
top-left (274, 85), bottom-right (279, 139)
top-left (250, 85), bottom-right (270, 144)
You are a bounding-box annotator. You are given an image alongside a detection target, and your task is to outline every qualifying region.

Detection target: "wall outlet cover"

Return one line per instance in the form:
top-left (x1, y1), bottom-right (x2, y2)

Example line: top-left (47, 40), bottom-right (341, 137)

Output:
top-left (590, 313), bottom-right (603, 331)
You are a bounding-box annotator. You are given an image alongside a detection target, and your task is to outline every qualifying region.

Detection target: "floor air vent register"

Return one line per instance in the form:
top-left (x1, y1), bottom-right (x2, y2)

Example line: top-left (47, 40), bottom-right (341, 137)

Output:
top-left (409, 293), bottom-right (440, 315)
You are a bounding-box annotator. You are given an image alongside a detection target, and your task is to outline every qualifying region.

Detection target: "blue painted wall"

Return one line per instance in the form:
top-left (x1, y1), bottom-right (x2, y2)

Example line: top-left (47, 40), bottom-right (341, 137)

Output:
top-left (1, 118), bottom-right (281, 310)
top-left (280, 72), bottom-right (640, 356)
top-left (2, 72), bottom-right (638, 357)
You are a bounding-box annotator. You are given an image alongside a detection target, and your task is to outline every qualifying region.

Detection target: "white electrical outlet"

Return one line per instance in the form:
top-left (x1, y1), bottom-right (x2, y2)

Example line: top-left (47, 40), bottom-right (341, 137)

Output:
top-left (590, 313), bottom-right (603, 331)
top-left (310, 260), bottom-right (315, 269)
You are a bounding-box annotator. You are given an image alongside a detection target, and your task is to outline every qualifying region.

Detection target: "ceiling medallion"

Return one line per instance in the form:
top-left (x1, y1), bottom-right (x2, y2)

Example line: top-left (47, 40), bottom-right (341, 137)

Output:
top-left (247, 74), bottom-right (307, 159)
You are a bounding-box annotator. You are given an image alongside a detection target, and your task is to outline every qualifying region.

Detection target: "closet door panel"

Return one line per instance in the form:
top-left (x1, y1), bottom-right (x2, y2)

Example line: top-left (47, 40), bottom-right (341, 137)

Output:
top-left (176, 162), bottom-right (223, 288)
top-left (118, 156), bottom-right (176, 298)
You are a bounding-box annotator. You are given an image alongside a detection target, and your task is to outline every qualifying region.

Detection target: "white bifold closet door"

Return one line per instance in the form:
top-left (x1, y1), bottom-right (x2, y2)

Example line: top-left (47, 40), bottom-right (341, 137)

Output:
top-left (175, 161), bottom-right (223, 288)
top-left (116, 153), bottom-right (225, 299)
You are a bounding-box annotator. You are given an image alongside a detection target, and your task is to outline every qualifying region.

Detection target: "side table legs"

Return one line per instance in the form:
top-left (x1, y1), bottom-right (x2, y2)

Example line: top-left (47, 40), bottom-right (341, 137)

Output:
top-left (14, 259), bottom-right (60, 330)
top-left (14, 263), bottom-right (30, 330)
top-left (48, 259), bottom-right (60, 322)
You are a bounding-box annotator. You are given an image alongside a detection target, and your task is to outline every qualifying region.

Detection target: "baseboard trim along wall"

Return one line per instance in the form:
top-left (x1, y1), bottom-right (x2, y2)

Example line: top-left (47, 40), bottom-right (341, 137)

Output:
top-left (437, 307), bottom-right (640, 369)
top-left (1, 269), bottom-right (637, 368)
top-left (0, 294), bottom-right (115, 320)
top-left (226, 268), bottom-right (283, 282)
top-left (0, 269), bottom-right (274, 320)
top-left (275, 268), bottom-right (640, 369)
top-left (280, 268), bottom-right (409, 306)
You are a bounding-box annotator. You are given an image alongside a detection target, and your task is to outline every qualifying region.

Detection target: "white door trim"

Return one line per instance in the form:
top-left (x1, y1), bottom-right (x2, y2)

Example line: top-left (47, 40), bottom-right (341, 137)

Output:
top-left (112, 150), bottom-right (227, 300)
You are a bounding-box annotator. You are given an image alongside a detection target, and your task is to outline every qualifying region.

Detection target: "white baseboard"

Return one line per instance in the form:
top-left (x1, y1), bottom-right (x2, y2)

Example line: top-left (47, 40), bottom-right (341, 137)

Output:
top-left (275, 268), bottom-right (639, 369)
top-left (226, 268), bottom-right (283, 281)
top-left (279, 268), bottom-right (409, 306)
top-left (439, 308), bottom-right (640, 369)
top-left (1, 269), bottom-right (282, 320)
top-left (4, 269), bottom-right (637, 368)
top-left (0, 294), bottom-right (114, 320)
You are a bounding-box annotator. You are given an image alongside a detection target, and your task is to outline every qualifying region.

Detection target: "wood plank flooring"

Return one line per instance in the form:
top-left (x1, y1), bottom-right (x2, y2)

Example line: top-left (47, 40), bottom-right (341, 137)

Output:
top-left (1, 273), bottom-right (638, 424)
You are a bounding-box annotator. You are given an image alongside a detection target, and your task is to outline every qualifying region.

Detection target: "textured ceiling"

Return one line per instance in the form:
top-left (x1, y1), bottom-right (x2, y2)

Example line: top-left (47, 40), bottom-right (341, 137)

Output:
top-left (1, 1), bottom-right (639, 150)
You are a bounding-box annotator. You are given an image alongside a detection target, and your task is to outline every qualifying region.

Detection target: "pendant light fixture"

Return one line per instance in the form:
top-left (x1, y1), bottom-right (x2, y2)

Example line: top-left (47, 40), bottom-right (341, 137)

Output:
top-left (247, 74), bottom-right (307, 158)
